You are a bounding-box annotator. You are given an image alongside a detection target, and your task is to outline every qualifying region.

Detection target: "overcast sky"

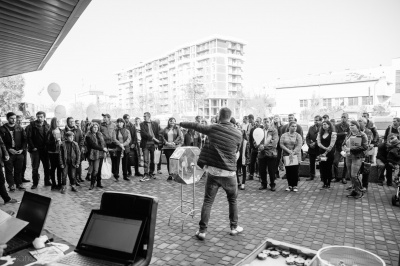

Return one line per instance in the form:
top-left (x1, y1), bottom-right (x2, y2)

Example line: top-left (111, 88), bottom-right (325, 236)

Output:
top-left (24, 0), bottom-right (400, 104)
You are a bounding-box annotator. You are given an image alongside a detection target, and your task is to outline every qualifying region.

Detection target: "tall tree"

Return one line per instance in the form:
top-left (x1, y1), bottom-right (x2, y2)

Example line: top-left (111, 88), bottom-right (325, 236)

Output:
top-left (0, 75), bottom-right (25, 115)
top-left (185, 77), bottom-right (205, 114)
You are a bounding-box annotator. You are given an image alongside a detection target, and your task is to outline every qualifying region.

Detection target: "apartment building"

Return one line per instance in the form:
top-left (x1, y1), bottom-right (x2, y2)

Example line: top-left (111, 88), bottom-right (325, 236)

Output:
top-left (116, 36), bottom-right (245, 119)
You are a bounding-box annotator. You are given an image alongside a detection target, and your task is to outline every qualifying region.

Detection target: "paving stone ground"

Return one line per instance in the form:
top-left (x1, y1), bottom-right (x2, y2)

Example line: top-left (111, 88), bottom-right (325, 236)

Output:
top-left (2, 158), bottom-right (400, 266)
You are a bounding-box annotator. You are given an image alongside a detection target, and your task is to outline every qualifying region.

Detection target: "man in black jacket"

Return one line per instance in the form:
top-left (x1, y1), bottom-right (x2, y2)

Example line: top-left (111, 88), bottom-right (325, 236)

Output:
top-left (305, 115), bottom-right (322, 181)
top-left (180, 107), bottom-right (243, 240)
top-left (140, 112), bottom-right (160, 181)
top-left (0, 134), bottom-right (17, 204)
top-left (333, 113), bottom-right (349, 184)
top-left (16, 115), bottom-right (29, 183)
top-left (0, 112), bottom-right (27, 191)
top-left (26, 111), bottom-right (50, 189)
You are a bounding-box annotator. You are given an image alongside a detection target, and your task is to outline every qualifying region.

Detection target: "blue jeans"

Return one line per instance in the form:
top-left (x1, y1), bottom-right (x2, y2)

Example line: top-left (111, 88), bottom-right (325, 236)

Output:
top-left (143, 144), bottom-right (155, 174)
top-left (345, 155), bottom-right (363, 192)
top-left (199, 173), bottom-right (238, 233)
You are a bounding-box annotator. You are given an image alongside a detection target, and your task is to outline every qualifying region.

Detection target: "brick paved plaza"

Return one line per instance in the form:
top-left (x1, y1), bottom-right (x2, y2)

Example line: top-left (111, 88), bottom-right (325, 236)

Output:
top-left (2, 159), bottom-right (400, 266)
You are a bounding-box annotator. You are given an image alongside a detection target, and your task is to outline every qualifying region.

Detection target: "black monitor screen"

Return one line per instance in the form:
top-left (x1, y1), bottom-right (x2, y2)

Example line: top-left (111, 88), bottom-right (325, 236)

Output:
top-left (81, 214), bottom-right (142, 253)
top-left (16, 192), bottom-right (51, 237)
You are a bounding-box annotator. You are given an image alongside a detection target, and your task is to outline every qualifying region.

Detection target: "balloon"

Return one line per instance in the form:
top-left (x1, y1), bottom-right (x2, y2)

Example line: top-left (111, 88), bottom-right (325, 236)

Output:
top-left (253, 128), bottom-right (264, 145)
top-left (86, 104), bottom-right (98, 120)
top-left (47, 83), bottom-right (61, 102)
top-left (54, 105), bottom-right (66, 119)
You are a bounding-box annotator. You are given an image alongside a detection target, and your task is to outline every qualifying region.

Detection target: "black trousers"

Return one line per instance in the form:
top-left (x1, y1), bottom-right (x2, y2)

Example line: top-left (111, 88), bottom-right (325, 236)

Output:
top-left (62, 164), bottom-right (76, 186)
top-left (112, 151), bottom-right (129, 177)
top-left (30, 149), bottom-right (50, 185)
top-left (259, 156), bottom-right (276, 187)
top-left (236, 154), bottom-right (247, 184)
top-left (308, 153), bottom-right (317, 178)
top-left (249, 149), bottom-right (258, 176)
top-left (286, 164), bottom-right (300, 187)
top-left (4, 153), bottom-right (24, 187)
top-left (22, 149), bottom-right (27, 179)
top-left (164, 149), bottom-right (175, 174)
top-left (49, 153), bottom-right (62, 186)
top-left (275, 147), bottom-right (283, 176)
top-left (320, 157), bottom-right (334, 186)
top-left (0, 166), bottom-right (11, 203)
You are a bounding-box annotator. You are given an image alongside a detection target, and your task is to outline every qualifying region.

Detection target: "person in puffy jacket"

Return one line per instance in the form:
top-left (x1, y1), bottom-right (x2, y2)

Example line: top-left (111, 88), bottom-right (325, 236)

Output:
top-left (161, 117), bottom-right (183, 180)
top-left (59, 131), bottom-right (80, 194)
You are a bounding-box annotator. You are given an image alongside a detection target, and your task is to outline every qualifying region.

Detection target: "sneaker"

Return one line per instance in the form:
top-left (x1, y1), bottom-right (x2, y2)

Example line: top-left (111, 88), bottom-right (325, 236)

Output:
top-left (150, 173), bottom-right (156, 179)
top-left (75, 182), bottom-right (81, 187)
top-left (320, 185), bottom-right (326, 190)
top-left (346, 185), bottom-right (353, 190)
top-left (354, 192), bottom-right (364, 199)
top-left (9, 185), bottom-right (15, 192)
top-left (71, 185), bottom-right (77, 192)
top-left (51, 185), bottom-right (58, 191)
top-left (285, 187), bottom-right (292, 191)
top-left (346, 190), bottom-right (358, 198)
top-left (361, 187), bottom-right (367, 192)
top-left (16, 185), bottom-right (25, 191)
top-left (135, 172), bottom-right (144, 177)
top-left (31, 184), bottom-right (38, 189)
top-left (140, 175), bottom-right (150, 182)
top-left (167, 175), bottom-right (173, 181)
top-left (270, 185), bottom-right (276, 191)
top-left (195, 230), bottom-right (206, 240)
top-left (123, 177), bottom-right (130, 181)
top-left (4, 198), bottom-right (18, 205)
top-left (60, 186), bottom-right (66, 194)
top-left (157, 170), bottom-right (162, 174)
top-left (258, 186), bottom-right (267, 190)
top-left (114, 175), bottom-right (119, 181)
top-left (240, 184), bottom-right (245, 190)
top-left (292, 187), bottom-right (298, 192)
top-left (230, 226), bottom-right (244, 236)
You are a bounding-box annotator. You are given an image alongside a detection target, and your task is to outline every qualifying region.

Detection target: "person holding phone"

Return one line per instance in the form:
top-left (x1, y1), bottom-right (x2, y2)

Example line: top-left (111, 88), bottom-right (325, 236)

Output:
top-left (0, 112), bottom-right (27, 192)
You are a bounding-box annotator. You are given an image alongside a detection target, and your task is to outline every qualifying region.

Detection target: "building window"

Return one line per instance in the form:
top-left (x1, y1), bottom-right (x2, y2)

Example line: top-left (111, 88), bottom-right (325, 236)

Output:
top-left (323, 98), bottom-right (332, 107)
top-left (348, 97), bottom-right (358, 106)
top-left (396, 70), bottom-right (400, 93)
top-left (300, 100), bottom-right (308, 107)
top-left (362, 96), bottom-right (373, 105)
top-left (335, 97), bottom-right (344, 106)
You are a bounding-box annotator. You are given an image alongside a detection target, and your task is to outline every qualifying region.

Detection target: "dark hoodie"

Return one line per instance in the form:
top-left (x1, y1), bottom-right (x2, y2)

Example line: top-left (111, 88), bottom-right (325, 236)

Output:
top-left (387, 141), bottom-right (400, 165)
top-left (26, 120), bottom-right (50, 152)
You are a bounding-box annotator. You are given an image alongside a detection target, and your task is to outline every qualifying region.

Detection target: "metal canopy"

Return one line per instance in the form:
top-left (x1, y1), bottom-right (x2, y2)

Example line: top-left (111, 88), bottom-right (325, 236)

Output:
top-left (0, 0), bottom-right (91, 78)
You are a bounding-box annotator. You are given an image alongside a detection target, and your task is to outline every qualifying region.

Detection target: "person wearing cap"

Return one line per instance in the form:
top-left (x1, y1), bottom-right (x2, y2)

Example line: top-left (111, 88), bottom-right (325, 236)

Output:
top-left (139, 112), bottom-right (161, 181)
top-left (112, 118), bottom-right (131, 181)
top-left (100, 113), bottom-right (116, 178)
top-left (59, 131), bottom-right (80, 194)
top-left (342, 120), bottom-right (368, 199)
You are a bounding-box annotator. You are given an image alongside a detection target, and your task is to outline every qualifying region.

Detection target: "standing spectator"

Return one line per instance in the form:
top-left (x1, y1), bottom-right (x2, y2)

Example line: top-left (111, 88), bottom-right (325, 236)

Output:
top-left (180, 108), bottom-right (243, 240)
top-left (246, 114), bottom-right (255, 139)
top-left (200, 119), bottom-right (208, 149)
top-left (280, 114), bottom-right (304, 139)
top-left (376, 137), bottom-right (392, 186)
top-left (133, 117), bottom-right (143, 176)
top-left (0, 135), bottom-right (17, 204)
top-left (362, 112), bottom-right (379, 146)
top-left (153, 118), bottom-right (163, 174)
top-left (140, 112), bottom-right (160, 181)
top-left (0, 112), bottom-right (26, 191)
top-left (343, 120), bottom-right (368, 199)
top-left (273, 115), bottom-right (284, 179)
top-left (210, 116), bottom-right (217, 124)
top-left (322, 114), bottom-right (330, 122)
top-left (242, 116), bottom-right (249, 132)
top-left (184, 118), bottom-right (202, 148)
top-left (358, 117), bottom-right (373, 191)
top-left (317, 120), bottom-right (337, 189)
top-left (75, 120), bottom-right (81, 129)
top-left (257, 118), bottom-right (279, 191)
top-left (383, 117), bottom-right (400, 143)
top-left (59, 131), bottom-right (80, 193)
top-left (333, 113), bottom-right (350, 184)
top-left (123, 114), bottom-right (135, 177)
top-left (306, 115), bottom-right (322, 181)
top-left (99, 113), bottom-right (116, 181)
top-left (248, 120), bottom-right (260, 180)
top-left (280, 121), bottom-right (302, 192)
top-left (384, 134), bottom-right (400, 185)
top-left (64, 117), bottom-right (85, 183)
top-left (46, 117), bottom-right (63, 190)
top-left (237, 128), bottom-right (249, 190)
top-left (85, 123), bottom-right (107, 190)
top-left (26, 111), bottom-right (50, 189)
top-left (161, 117), bottom-right (183, 180)
top-left (16, 115), bottom-right (29, 183)
top-left (112, 118), bottom-right (131, 181)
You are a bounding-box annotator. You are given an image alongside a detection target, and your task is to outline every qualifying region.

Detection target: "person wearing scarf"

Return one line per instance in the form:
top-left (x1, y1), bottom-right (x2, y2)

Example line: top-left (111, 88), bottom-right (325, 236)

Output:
top-left (112, 118), bottom-right (131, 181)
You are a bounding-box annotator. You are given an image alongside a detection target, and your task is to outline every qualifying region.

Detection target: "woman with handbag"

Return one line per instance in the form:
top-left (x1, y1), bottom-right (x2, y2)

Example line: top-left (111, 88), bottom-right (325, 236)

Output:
top-left (161, 118), bottom-right (183, 180)
top-left (316, 120), bottom-right (337, 189)
top-left (112, 118), bottom-right (131, 181)
top-left (280, 121), bottom-right (303, 192)
top-left (85, 123), bottom-right (107, 190)
top-left (46, 117), bottom-right (63, 191)
top-left (342, 120), bottom-right (368, 199)
top-left (257, 118), bottom-right (279, 191)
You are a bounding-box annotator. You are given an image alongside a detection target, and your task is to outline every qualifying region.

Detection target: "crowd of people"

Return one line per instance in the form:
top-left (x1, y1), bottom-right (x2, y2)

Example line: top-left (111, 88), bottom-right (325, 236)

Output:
top-left (1, 108), bottom-right (399, 206)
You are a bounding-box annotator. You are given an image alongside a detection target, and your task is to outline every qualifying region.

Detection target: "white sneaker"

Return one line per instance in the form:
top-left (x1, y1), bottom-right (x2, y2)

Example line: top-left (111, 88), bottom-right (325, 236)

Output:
top-left (293, 187), bottom-right (298, 192)
top-left (285, 187), bottom-right (292, 191)
top-left (240, 184), bottom-right (245, 190)
top-left (140, 175), bottom-right (150, 182)
top-left (230, 226), bottom-right (244, 236)
top-left (195, 230), bottom-right (206, 240)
